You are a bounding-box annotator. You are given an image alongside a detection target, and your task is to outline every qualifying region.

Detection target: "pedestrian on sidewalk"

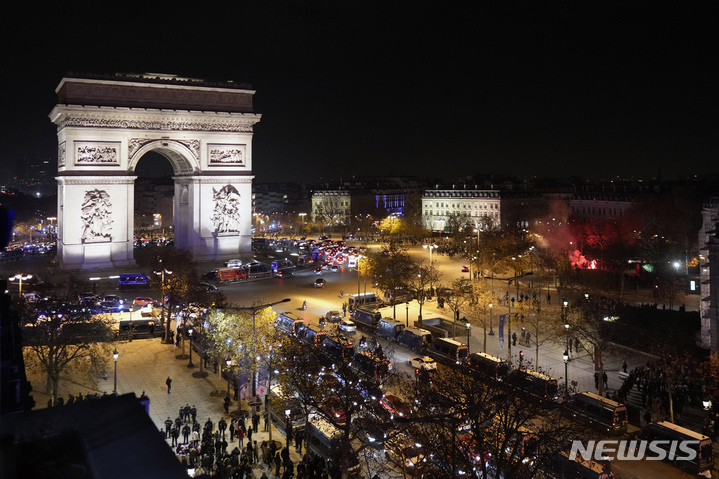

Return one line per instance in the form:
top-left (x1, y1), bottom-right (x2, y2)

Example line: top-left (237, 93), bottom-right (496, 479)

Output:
top-left (253, 411), bottom-right (260, 432)
top-left (166, 376), bottom-right (172, 394)
top-left (263, 409), bottom-right (269, 432)
top-left (247, 425), bottom-right (253, 443)
top-left (274, 452), bottom-right (281, 477)
top-left (602, 371), bottom-right (608, 389)
top-left (230, 419), bottom-right (236, 441)
top-left (526, 331), bottom-right (531, 346)
top-left (295, 431), bottom-right (303, 453)
top-left (512, 332), bottom-right (517, 346)
top-left (253, 440), bottom-right (259, 463)
top-left (164, 417), bottom-right (173, 438)
top-left (622, 360), bottom-right (627, 373)
top-left (238, 425), bottom-right (245, 448)
top-left (224, 394), bottom-right (231, 414)
top-left (218, 418), bottom-right (227, 438)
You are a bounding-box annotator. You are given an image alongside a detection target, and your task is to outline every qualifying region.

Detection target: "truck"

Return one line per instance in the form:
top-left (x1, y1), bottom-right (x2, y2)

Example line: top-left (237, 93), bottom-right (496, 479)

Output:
top-left (217, 268), bottom-right (247, 283)
top-left (377, 318), bottom-right (405, 341)
top-left (351, 308), bottom-right (382, 331)
top-left (397, 327), bottom-right (432, 352)
top-left (276, 312), bottom-right (305, 336)
top-left (271, 259), bottom-right (295, 272)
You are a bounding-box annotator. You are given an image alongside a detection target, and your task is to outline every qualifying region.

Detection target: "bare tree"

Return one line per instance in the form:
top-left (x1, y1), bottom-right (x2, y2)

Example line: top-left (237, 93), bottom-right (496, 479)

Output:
top-left (22, 299), bottom-right (116, 404)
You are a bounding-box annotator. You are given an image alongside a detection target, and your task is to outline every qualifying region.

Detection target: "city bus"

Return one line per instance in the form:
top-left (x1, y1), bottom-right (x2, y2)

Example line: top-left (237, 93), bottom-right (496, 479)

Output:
top-left (296, 324), bottom-right (327, 348)
top-left (466, 352), bottom-right (510, 381)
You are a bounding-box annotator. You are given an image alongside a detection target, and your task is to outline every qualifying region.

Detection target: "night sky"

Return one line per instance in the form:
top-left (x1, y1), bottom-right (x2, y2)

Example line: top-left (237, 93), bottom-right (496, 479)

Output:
top-left (2, 1), bottom-right (717, 183)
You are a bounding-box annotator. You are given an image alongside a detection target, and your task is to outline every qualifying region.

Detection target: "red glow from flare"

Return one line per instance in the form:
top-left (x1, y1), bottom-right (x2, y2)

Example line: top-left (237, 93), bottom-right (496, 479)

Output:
top-left (569, 250), bottom-right (597, 269)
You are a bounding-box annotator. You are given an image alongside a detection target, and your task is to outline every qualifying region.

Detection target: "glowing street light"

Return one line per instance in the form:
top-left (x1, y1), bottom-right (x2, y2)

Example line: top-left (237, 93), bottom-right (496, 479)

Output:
top-left (11, 273), bottom-right (33, 297)
top-left (113, 349), bottom-right (119, 395)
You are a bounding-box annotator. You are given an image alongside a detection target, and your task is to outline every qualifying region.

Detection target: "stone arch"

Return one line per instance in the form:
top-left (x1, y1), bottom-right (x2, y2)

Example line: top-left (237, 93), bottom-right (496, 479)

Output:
top-left (50, 73), bottom-right (261, 271)
top-left (128, 139), bottom-right (199, 176)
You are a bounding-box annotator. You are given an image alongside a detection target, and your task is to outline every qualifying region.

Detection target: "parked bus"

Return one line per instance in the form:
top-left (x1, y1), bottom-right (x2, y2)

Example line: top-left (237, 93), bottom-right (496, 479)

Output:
top-left (351, 308), bottom-right (382, 331)
top-left (217, 268), bottom-right (247, 283)
top-left (397, 327), bottom-right (432, 352)
top-left (377, 318), bottom-right (405, 341)
top-left (565, 392), bottom-right (628, 435)
top-left (276, 312), bottom-right (305, 336)
top-left (636, 421), bottom-right (713, 476)
top-left (466, 352), bottom-right (510, 381)
top-left (348, 292), bottom-right (382, 311)
top-left (508, 369), bottom-right (559, 400)
top-left (427, 337), bottom-right (468, 365)
top-left (320, 336), bottom-right (355, 364)
top-left (118, 318), bottom-right (157, 339)
top-left (352, 351), bottom-right (391, 381)
top-left (296, 324), bottom-right (327, 348)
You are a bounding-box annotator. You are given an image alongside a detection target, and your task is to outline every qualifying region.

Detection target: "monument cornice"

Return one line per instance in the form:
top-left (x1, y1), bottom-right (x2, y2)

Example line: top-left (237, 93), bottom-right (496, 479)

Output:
top-left (49, 105), bottom-right (261, 133)
top-left (56, 175), bottom-right (137, 185)
top-left (173, 175), bottom-right (254, 184)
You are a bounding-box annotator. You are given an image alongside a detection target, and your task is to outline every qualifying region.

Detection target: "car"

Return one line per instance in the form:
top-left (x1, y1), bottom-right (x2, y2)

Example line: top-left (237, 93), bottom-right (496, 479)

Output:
top-left (386, 437), bottom-right (427, 474)
top-left (325, 311), bottom-right (342, 323)
top-left (355, 417), bottom-right (386, 449)
top-left (321, 397), bottom-right (347, 423)
top-left (103, 295), bottom-right (124, 304)
top-left (357, 380), bottom-right (384, 402)
top-left (133, 297), bottom-right (156, 306)
top-left (380, 394), bottom-right (413, 419)
top-left (338, 319), bottom-right (356, 334)
top-left (461, 265), bottom-right (470, 272)
top-left (330, 264), bottom-right (340, 272)
top-left (408, 356), bottom-right (437, 370)
top-left (314, 278), bottom-right (326, 288)
top-left (99, 300), bottom-right (123, 312)
top-left (314, 267), bottom-right (323, 274)
top-left (78, 292), bottom-right (98, 304)
top-left (225, 259), bottom-right (243, 268)
top-left (275, 270), bottom-right (292, 278)
top-left (195, 282), bottom-right (218, 293)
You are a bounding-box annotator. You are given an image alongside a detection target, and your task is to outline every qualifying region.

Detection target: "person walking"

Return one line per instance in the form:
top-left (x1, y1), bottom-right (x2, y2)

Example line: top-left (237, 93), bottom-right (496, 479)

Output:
top-left (512, 332), bottom-right (517, 347)
top-left (526, 331), bottom-right (531, 346)
top-left (295, 430), bottom-right (303, 453)
top-left (263, 409), bottom-right (269, 432)
top-left (224, 394), bottom-right (231, 414)
top-left (237, 425), bottom-right (245, 448)
top-left (247, 425), bottom-right (253, 443)
top-left (602, 371), bottom-right (608, 389)
top-left (166, 376), bottom-right (172, 394)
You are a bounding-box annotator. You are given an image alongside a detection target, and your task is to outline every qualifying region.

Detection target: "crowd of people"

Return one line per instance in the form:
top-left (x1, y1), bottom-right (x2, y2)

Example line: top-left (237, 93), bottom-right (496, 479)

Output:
top-left (618, 359), bottom-right (718, 440)
top-left (161, 403), bottom-right (342, 479)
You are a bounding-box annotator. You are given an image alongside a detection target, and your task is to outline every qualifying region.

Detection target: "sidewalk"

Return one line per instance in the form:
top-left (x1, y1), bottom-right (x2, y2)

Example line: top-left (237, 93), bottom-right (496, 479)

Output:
top-left (30, 332), bottom-right (305, 476)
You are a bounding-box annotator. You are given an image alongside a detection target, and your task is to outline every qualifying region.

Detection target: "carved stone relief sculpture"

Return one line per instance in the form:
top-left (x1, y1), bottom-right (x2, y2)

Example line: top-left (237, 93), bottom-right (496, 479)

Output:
top-left (211, 184), bottom-right (241, 234)
top-left (75, 142), bottom-right (120, 165)
top-left (81, 189), bottom-right (113, 241)
top-left (209, 145), bottom-right (245, 165)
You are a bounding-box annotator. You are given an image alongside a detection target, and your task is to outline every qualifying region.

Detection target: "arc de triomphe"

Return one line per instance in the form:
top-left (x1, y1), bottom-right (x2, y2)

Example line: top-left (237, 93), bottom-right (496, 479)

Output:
top-left (49, 73), bottom-right (260, 271)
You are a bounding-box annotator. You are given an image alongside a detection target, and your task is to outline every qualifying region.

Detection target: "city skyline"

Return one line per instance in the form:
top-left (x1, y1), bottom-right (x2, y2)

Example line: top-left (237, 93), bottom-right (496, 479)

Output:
top-left (2, 2), bottom-right (717, 183)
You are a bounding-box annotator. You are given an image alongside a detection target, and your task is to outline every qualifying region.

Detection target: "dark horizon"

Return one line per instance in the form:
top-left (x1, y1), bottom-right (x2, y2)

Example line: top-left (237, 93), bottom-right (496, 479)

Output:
top-left (3, 2), bottom-right (717, 184)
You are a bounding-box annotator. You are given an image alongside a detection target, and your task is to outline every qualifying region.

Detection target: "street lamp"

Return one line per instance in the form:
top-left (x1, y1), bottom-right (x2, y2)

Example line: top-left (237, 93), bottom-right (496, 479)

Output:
top-left (299, 213), bottom-right (306, 236)
top-left (113, 349), bottom-right (119, 395)
top-left (225, 358), bottom-right (232, 397)
top-left (11, 273), bottom-right (33, 297)
top-left (488, 302), bottom-right (494, 335)
top-left (423, 244), bottom-right (437, 296)
top-left (405, 301), bottom-right (410, 327)
top-left (154, 265), bottom-right (173, 343)
top-left (563, 350), bottom-right (569, 393)
top-left (187, 328), bottom-right (195, 368)
top-left (465, 318), bottom-right (471, 353)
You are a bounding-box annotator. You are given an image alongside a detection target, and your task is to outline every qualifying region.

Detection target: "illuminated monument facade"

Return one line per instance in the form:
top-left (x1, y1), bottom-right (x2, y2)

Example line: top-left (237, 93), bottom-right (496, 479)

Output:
top-left (49, 73), bottom-right (260, 270)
